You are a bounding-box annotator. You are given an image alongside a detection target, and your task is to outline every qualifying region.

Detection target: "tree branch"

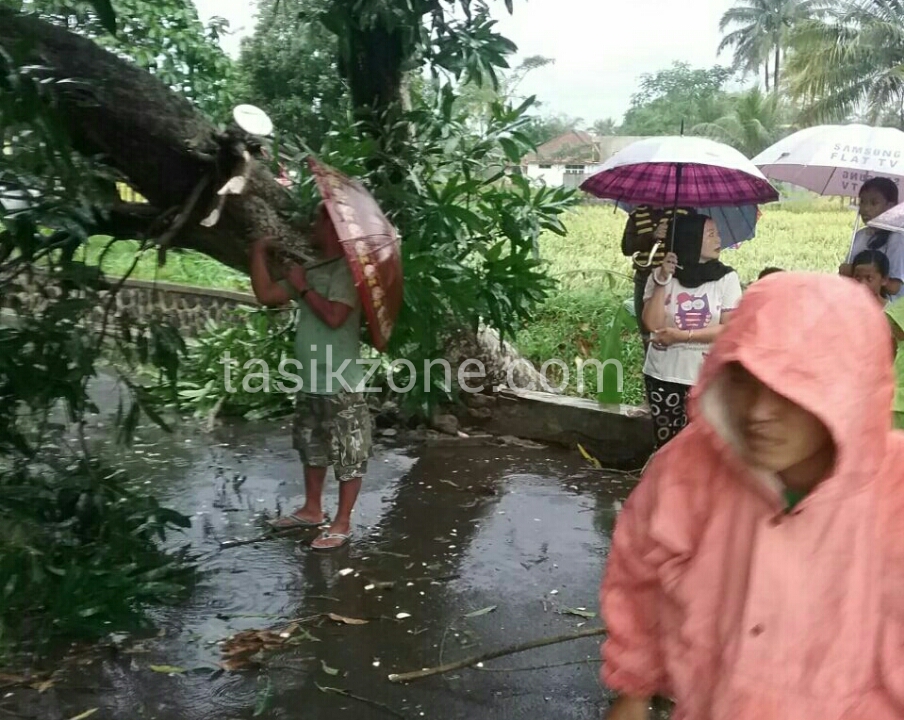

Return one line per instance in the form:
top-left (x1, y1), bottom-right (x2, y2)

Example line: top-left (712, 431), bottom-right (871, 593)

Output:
top-left (0, 8), bottom-right (315, 274)
top-left (386, 625), bottom-right (607, 683)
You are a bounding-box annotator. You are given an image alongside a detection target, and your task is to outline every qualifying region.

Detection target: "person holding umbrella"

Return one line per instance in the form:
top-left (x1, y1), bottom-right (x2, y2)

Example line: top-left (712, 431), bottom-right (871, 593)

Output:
top-left (621, 206), bottom-right (687, 353)
top-left (641, 212), bottom-right (742, 449)
top-left (251, 204), bottom-right (373, 552)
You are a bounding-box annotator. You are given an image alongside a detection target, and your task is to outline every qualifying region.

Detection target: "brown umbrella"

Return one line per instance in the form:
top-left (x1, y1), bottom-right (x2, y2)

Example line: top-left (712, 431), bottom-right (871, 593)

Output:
top-left (307, 157), bottom-right (403, 353)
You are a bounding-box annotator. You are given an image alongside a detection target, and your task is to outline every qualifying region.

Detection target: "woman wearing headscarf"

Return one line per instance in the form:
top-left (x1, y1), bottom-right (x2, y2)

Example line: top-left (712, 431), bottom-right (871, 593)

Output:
top-left (641, 212), bottom-right (742, 449)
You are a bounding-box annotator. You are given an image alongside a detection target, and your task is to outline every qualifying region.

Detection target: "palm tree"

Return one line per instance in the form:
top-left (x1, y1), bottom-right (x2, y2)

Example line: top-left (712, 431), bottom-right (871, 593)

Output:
top-left (786, 0), bottom-right (904, 127)
top-left (718, 0), bottom-right (826, 93)
top-left (692, 86), bottom-right (791, 157)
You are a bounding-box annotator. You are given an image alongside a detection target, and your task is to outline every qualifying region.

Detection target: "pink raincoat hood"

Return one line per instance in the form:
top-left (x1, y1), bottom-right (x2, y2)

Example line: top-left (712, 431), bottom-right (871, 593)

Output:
top-left (690, 271), bottom-right (895, 506)
top-left (601, 272), bottom-right (904, 720)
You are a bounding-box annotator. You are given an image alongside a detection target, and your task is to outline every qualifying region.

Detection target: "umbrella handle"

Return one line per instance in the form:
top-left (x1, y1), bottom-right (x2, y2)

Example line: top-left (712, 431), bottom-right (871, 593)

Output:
top-left (845, 212), bottom-right (861, 261)
top-left (668, 163), bottom-right (683, 254)
top-left (632, 240), bottom-right (663, 269)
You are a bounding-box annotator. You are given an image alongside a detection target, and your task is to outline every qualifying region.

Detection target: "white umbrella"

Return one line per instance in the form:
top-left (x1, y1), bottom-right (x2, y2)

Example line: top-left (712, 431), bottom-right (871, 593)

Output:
top-left (752, 124), bottom-right (904, 198)
top-left (868, 202), bottom-right (904, 234)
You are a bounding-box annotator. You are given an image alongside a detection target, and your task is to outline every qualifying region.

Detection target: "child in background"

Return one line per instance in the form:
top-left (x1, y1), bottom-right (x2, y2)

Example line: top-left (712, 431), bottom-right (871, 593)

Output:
top-left (886, 296), bottom-right (904, 430)
top-left (840, 177), bottom-right (904, 301)
top-left (851, 248), bottom-right (891, 306)
top-left (601, 272), bottom-right (904, 720)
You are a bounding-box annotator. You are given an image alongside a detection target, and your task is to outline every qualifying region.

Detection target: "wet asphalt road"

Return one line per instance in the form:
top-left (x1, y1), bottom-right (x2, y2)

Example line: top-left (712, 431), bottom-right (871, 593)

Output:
top-left (4, 376), bottom-right (646, 720)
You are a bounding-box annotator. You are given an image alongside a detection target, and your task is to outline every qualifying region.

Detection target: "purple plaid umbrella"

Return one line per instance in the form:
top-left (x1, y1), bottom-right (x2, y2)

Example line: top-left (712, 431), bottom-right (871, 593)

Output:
top-left (581, 136), bottom-right (779, 207)
top-left (581, 136), bottom-right (778, 256)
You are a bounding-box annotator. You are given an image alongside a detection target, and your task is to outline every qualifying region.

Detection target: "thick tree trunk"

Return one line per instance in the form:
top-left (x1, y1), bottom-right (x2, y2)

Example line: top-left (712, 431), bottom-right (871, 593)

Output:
top-left (0, 9), bottom-right (313, 273)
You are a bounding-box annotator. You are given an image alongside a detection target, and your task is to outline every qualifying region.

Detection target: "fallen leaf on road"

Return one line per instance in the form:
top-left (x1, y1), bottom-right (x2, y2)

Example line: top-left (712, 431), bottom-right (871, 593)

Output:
top-left (561, 608), bottom-right (597, 619)
top-left (327, 613), bottom-right (368, 626)
top-left (150, 665), bottom-right (186, 674)
top-left (33, 679), bottom-right (56, 693)
top-left (253, 677), bottom-right (273, 717)
top-left (463, 605), bottom-right (497, 618)
top-left (577, 443), bottom-right (602, 469)
top-left (321, 660), bottom-right (339, 676)
top-left (220, 625), bottom-right (318, 672)
top-left (66, 710), bottom-right (98, 720)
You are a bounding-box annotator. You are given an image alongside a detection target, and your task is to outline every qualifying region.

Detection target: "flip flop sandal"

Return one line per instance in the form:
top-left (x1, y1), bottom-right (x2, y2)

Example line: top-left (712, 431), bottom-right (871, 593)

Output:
top-left (310, 532), bottom-right (351, 551)
top-left (267, 514), bottom-right (328, 530)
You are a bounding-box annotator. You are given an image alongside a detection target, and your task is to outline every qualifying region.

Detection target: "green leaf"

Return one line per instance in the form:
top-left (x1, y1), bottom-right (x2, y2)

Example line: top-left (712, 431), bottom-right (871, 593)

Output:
top-left (561, 608), bottom-right (597, 619)
top-left (596, 306), bottom-right (628, 405)
top-left (149, 665), bottom-right (186, 674)
top-left (498, 137), bottom-right (523, 164)
top-left (253, 677), bottom-right (274, 717)
top-left (321, 660), bottom-right (339, 676)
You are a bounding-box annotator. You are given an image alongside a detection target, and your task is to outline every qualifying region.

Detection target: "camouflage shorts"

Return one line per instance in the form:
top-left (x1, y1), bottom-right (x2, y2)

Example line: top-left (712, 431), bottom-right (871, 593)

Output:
top-left (292, 391), bottom-right (373, 481)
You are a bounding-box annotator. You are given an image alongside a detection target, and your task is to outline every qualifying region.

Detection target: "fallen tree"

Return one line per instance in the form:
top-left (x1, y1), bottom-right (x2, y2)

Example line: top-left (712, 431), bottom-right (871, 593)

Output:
top-left (1, 3), bottom-right (574, 406)
top-left (1, 8), bottom-right (311, 271)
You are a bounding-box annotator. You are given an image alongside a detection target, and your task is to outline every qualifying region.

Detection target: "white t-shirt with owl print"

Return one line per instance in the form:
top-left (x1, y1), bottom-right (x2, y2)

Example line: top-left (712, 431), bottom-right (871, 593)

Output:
top-left (642, 271), bottom-right (743, 386)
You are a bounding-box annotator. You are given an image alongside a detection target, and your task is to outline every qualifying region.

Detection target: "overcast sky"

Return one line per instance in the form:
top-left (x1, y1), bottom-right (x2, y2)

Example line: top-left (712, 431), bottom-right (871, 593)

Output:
top-left (193, 0), bottom-right (741, 124)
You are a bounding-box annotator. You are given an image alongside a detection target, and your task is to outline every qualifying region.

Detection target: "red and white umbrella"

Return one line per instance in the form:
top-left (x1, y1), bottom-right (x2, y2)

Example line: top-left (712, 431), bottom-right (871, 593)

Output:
top-left (307, 157), bottom-right (403, 353)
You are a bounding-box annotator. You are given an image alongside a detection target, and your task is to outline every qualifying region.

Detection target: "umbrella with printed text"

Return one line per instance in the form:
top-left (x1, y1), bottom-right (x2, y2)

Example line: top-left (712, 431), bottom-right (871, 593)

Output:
top-left (751, 124), bottom-right (904, 198)
top-left (307, 157), bottom-right (403, 353)
top-left (752, 124), bottom-right (904, 257)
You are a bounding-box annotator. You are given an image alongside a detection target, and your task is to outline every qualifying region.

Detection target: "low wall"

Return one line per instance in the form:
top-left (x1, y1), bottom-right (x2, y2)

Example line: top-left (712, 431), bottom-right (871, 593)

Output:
top-left (460, 388), bottom-right (653, 470)
top-left (1, 271), bottom-right (288, 337)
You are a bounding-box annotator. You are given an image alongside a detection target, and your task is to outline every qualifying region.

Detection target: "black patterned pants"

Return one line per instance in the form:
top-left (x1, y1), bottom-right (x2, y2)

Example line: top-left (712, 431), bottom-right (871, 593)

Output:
top-left (644, 375), bottom-right (691, 449)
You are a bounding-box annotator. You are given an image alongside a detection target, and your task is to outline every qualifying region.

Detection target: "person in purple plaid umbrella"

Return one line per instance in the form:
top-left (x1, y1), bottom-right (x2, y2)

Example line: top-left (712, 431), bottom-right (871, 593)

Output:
top-left (641, 212), bottom-right (742, 449)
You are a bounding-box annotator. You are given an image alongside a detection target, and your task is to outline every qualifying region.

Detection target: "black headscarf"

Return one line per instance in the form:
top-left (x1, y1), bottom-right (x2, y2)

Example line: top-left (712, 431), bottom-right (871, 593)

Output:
top-left (669, 212), bottom-right (735, 288)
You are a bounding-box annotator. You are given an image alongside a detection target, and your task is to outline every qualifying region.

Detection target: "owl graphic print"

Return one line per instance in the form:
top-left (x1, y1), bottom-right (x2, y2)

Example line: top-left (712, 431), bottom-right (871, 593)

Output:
top-left (642, 273), bottom-right (744, 387)
top-left (674, 292), bottom-right (712, 330)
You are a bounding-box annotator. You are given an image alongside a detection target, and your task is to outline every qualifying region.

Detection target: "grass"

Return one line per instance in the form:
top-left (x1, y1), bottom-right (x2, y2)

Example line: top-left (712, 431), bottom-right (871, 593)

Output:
top-left (82, 198), bottom-right (858, 405)
top-left (81, 238), bottom-right (250, 291)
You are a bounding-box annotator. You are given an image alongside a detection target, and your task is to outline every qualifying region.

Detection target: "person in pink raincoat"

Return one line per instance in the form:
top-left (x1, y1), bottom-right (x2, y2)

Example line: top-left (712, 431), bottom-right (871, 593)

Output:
top-left (600, 271), bottom-right (904, 720)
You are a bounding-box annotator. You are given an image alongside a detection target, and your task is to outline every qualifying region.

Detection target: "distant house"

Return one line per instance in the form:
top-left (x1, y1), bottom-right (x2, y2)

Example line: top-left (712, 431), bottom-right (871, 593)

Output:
top-left (521, 132), bottom-right (648, 188)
